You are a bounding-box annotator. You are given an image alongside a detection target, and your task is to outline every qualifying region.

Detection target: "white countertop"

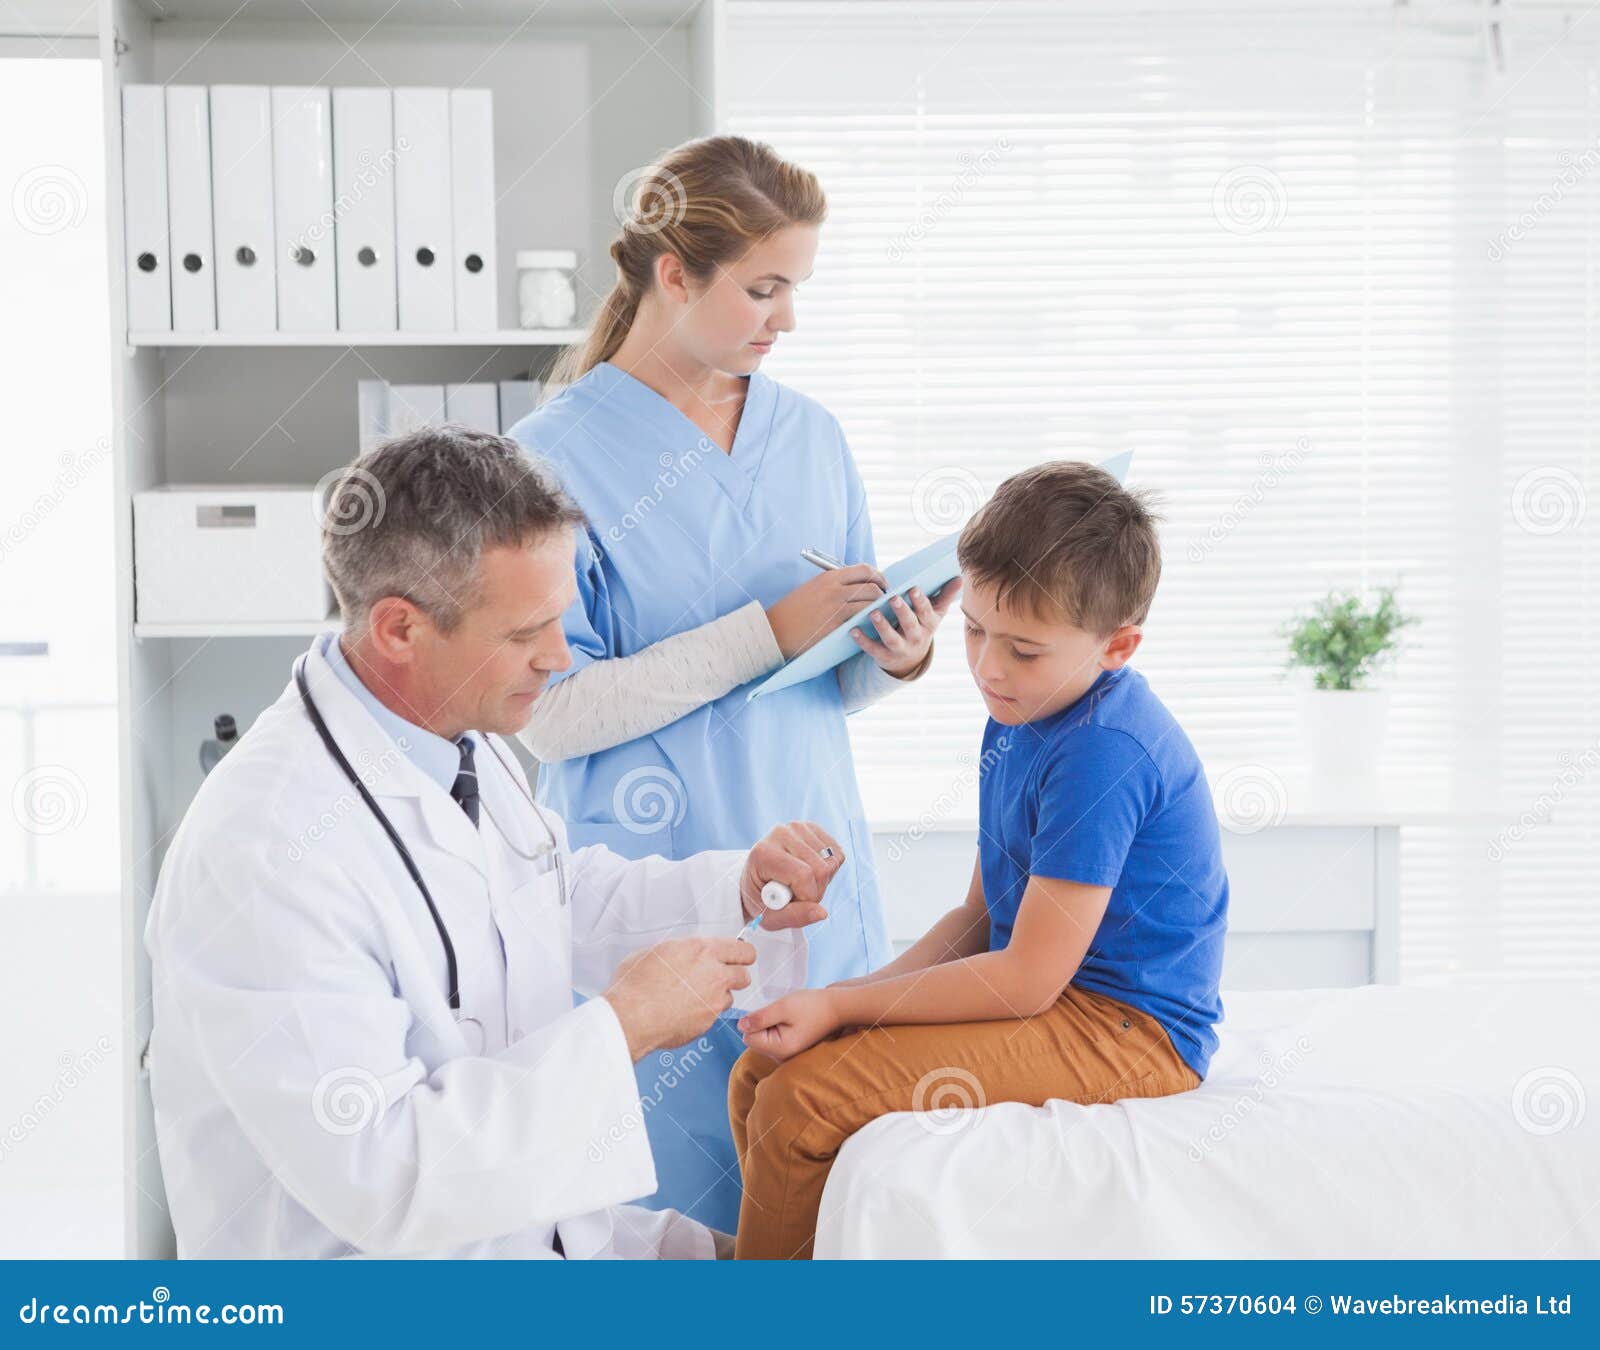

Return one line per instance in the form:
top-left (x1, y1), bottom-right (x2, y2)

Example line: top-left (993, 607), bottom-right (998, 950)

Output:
top-left (1207, 765), bottom-right (1511, 830)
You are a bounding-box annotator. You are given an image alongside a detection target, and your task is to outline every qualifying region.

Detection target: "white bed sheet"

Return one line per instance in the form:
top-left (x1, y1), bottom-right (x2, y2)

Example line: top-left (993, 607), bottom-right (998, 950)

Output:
top-left (815, 982), bottom-right (1600, 1258)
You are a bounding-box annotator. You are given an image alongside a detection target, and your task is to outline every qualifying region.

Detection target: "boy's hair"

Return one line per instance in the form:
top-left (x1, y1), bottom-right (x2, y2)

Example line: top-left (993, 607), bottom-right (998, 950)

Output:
top-left (957, 461), bottom-right (1162, 634)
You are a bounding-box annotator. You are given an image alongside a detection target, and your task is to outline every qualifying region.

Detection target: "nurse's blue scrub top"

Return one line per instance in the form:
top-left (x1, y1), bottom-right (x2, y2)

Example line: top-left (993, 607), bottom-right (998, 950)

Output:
top-left (509, 361), bottom-right (892, 986)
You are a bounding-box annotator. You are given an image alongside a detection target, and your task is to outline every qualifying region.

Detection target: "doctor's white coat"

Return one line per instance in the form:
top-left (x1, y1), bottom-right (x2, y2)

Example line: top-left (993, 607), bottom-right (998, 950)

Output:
top-left (143, 640), bottom-right (806, 1258)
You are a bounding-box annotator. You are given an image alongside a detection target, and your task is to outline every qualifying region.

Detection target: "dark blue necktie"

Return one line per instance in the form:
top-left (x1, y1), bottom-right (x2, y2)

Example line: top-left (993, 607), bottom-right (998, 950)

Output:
top-left (451, 736), bottom-right (480, 828)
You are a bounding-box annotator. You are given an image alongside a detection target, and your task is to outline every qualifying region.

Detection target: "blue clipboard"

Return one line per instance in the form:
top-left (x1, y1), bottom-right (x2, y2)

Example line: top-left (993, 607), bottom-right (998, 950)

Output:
top-left (747, 451), bottom-right (1133, 701)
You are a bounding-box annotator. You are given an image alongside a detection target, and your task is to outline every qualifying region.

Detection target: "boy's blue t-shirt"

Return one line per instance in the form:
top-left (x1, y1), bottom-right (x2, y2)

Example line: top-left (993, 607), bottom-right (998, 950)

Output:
top-left (977, 666), bottom-right (1228, 1079)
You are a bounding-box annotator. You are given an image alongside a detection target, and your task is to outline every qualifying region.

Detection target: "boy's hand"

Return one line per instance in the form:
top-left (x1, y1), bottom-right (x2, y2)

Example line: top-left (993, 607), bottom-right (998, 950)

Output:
top-left (850, 580), bottom-right (961, 678)
top-left (737, 989), bottom-right (842, 1061)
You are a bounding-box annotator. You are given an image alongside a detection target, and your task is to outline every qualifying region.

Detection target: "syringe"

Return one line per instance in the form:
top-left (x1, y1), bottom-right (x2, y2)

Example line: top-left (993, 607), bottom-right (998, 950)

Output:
top-left (737, 847), bottom-right (834, 942)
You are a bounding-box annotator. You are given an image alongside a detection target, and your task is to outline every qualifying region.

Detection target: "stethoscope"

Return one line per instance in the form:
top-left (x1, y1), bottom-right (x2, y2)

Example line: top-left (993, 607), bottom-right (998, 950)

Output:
top-left (294, 654), bottom-right (568, 1051)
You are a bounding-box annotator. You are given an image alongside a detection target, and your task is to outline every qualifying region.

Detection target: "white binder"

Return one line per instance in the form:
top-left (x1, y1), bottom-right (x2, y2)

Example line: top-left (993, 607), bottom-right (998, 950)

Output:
top-left (164, 86), bottom-right (215, 333)
top-left (332, 87), bottom-right (398, 332)
top-left (357, 380), bottom-right (390, 451)
top-left (393, 88), bottom-right (454, 332)
top-left (388, 385), bottom-right (445, 436)
top-left (497, 380), bottom-right (542, 432)
top-left (445, 383), bottom-right (500, 433)
top-left (448, 89), bottom-right (497, 332)
top-left (121, 85), bottom-right (170, 333)
top-left (210, 85), bottom-right (277, 332)
top-left (271, 87), bottom-right (337, 332)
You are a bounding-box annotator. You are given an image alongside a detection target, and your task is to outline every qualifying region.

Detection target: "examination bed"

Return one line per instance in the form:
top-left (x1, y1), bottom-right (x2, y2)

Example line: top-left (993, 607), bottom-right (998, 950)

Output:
top-left (815, 982), bottom-right (1600, 1258)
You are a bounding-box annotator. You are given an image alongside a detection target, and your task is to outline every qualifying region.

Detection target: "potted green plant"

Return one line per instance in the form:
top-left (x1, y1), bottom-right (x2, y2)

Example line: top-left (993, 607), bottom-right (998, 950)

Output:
top-left (1283, 587), bottom-right (1416, 776)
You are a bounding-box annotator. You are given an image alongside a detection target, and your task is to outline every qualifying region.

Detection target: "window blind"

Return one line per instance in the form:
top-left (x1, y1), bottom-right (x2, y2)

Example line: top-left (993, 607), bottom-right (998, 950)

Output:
top-left (723, 0), bottom-right (1598, 980)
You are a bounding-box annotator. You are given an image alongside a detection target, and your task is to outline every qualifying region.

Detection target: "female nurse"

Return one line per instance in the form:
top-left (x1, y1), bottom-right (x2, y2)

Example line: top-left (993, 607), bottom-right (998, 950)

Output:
top-left (508, 135), bottom-right (958, 1233)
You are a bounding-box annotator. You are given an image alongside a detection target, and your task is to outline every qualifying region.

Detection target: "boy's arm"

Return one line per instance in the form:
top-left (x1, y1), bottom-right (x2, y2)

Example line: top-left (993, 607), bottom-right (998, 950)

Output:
top-left (830, 855), bottom-right (989, 988)
top-left (740, 873), bottom-right (1112, 1059)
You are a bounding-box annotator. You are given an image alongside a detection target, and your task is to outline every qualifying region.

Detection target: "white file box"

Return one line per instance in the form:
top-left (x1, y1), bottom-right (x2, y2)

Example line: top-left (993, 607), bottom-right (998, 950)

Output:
top-left (445, 383), bottom-right (499, 433)
top-left (165, 86), bottom-right (216, 332)
top-left (272, 87), bottom-right (337, 331)
top-left (134, 486), bottom-right (331, 625)
top-left (448, 88), bottom-right (497, 331)
top-left (121, 85), bottom-right (171, 332)
top-left (210, 86), bottom-right (278, 331)
top-left (498, 380), bottom-right (542, 432)
top-left (357, 379), bottom-right (390, 451)
top-left (387, 384), bottom-right (445, 436)
top-left (333, 87), bottom-right (398, 331)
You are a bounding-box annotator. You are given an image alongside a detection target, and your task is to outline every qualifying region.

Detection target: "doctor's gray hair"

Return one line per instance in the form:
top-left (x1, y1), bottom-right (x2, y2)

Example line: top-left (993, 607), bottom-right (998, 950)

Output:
top-left (321, 426), bottom-right (586, 634)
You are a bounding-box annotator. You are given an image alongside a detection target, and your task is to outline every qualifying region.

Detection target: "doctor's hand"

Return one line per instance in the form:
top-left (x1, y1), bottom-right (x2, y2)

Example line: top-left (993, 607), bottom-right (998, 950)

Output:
top-left (738, 989), bottom-right (843, 1062)
top-left (765, 564), bottom-right (889, 659)
top-left (603, 937), bottom-right (756, 1062)
top-left (850, 579), bottom-right (961, 679)
top-left (741, 822), bottom-right (842, 931)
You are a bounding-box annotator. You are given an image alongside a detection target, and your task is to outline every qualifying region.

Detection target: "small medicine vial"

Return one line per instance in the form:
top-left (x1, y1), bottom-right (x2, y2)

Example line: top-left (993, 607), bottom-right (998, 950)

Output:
top-left (516, 250), bottom-right (579, 329)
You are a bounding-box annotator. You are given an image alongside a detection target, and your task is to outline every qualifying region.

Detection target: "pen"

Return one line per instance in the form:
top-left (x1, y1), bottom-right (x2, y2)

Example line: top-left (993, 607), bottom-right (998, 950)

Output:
top-left (802, 547), bottom-right (886, 595)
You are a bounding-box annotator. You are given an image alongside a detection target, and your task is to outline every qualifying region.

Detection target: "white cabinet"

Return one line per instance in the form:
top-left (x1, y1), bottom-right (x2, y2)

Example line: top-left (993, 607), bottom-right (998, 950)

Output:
top-left (873, 823), bottom-right (1394, 992)
top-left (100, 0), bottom-right (728, 1258)
top-left (874, 774), bottom-right (1505, 996)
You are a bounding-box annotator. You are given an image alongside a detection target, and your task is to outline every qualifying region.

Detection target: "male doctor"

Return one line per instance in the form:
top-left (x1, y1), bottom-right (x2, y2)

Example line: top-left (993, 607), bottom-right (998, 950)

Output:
top-left (144, 428), bottom-right (840, 1259)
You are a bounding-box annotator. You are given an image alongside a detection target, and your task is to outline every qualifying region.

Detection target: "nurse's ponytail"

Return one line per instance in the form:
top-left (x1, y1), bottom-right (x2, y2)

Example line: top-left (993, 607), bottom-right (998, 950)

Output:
top-left (550, 135), bottom-right (826, 389)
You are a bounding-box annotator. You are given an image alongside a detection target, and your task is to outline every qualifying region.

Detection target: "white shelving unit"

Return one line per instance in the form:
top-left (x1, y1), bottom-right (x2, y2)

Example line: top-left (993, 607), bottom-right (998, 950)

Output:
top-left (132, 620), bottom-right (338, 640)
top-left (128, 329), bottom-right (587, 348)
top-left (99, 0), bottom-right (726, 1258)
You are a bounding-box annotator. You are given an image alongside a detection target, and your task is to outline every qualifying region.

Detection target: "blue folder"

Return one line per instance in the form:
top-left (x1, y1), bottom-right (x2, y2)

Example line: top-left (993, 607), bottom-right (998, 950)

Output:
top-left (747, 451), bottom-right (1133, 701)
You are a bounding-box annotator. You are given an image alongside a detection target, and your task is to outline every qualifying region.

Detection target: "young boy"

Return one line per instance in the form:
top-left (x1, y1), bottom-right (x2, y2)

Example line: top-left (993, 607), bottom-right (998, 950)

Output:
top-left (727, 460), bottom-right (1228, 1260)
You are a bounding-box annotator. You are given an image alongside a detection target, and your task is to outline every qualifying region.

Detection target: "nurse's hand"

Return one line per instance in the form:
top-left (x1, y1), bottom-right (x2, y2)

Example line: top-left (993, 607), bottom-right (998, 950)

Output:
top-left (765, 564), bottom-right (889, 659)
top-left (604, 937), bottom-right (757, 1061)
top-left (738, 989), bottom-right (842, 1061)
top-left (741, 821), bottom-right (842, 930)
top-left (850, 579), bottom-right (961, 678)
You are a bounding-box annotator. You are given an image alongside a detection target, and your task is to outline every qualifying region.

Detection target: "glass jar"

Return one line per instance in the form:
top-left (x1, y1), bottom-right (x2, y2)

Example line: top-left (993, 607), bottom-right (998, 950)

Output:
top-left (516, 250), bottom-right (579, 329)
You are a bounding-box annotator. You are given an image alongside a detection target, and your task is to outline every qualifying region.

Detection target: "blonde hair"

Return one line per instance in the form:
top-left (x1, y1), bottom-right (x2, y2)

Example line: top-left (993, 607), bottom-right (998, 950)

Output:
top-left (550, 136), bottom-right (827, 387)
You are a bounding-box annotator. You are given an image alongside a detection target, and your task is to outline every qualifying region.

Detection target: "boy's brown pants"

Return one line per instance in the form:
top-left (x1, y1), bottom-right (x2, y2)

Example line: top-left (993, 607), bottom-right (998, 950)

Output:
top-left (728, 984), bottom-right (1200, 1260)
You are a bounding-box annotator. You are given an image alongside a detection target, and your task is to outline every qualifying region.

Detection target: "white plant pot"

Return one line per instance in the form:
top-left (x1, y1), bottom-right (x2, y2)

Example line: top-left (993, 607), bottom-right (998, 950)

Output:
top-left (1296, 687), bottom-right (1391, 779)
